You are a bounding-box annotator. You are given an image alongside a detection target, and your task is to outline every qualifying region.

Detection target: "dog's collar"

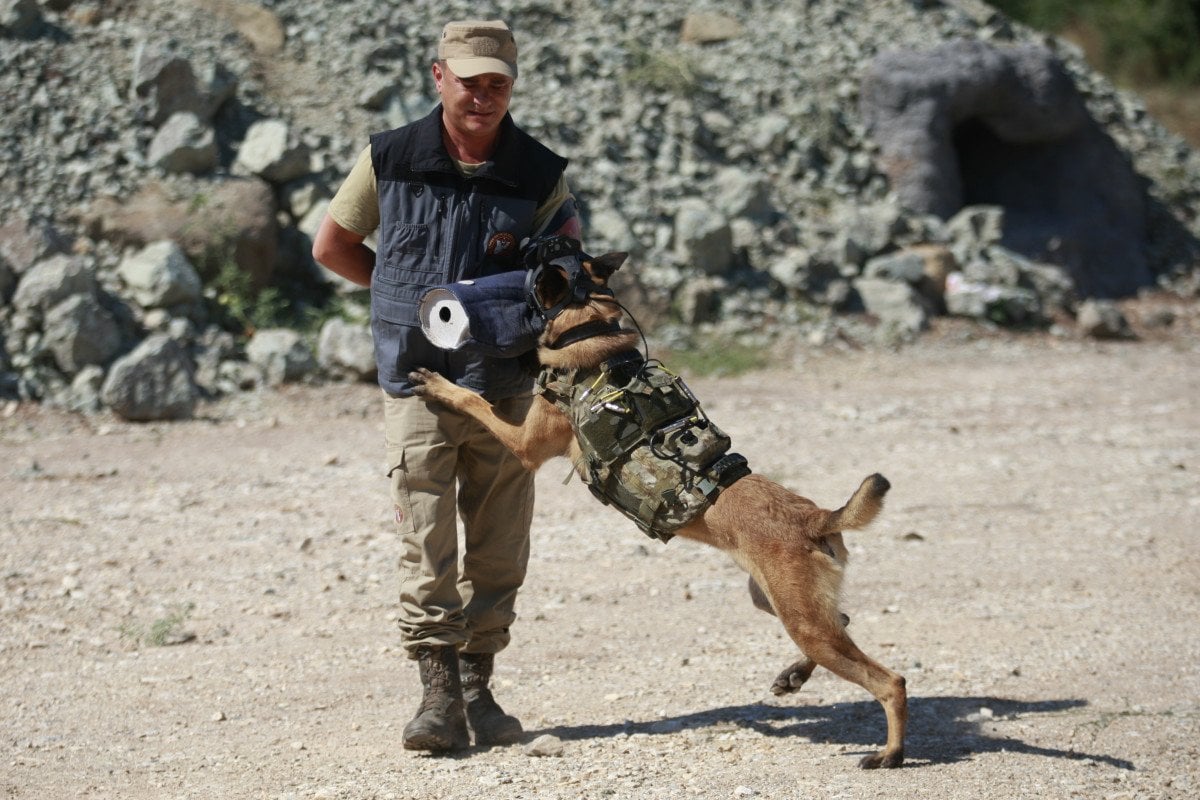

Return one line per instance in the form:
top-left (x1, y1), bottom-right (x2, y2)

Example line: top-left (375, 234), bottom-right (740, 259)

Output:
top-left (544, 319), bottom-right (624, 350)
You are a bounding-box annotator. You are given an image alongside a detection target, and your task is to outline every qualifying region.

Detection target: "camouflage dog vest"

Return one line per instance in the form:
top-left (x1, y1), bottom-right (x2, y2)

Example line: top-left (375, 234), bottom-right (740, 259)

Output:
top-left (536, 351), bottom-right (750, 542)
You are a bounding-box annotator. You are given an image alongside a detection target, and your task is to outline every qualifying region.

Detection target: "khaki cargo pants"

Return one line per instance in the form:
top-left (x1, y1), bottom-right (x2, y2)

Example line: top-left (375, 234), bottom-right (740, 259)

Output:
top-left (383, 392), bottom-right (534, 658)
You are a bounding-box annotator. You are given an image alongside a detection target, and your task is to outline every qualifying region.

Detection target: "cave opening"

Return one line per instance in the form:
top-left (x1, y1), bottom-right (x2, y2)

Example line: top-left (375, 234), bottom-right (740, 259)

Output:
top-left (952, 117), bottom-right (1065, 221)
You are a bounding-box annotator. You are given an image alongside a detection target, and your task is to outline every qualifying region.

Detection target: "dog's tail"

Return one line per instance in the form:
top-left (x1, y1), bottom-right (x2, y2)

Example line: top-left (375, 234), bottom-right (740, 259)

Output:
top-left (818, 473), bottom-right (890, 536)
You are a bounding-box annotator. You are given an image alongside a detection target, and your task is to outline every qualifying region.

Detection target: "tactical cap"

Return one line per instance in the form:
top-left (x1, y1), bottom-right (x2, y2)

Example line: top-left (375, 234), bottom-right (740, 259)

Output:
top-left (439, 20), bottom-right (518, 80)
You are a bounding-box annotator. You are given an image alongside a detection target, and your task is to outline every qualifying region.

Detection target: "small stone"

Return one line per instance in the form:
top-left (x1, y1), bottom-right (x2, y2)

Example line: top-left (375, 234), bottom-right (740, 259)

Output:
top-left (1077, 299), bottom-right (1132, 340)
top-left (523, 733), bottom-right (564, 757)
top-left (649, 719), bottom-right (683, 734)
top-left (211, 711), bottom-right (226, 722)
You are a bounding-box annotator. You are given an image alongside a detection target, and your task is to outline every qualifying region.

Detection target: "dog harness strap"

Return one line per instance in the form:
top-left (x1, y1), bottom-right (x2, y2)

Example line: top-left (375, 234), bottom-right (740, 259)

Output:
top-left (700, 452), bottom-right (752, 497)
top-left (545, 319), bottom-right (625, 350)
top-left (534, 365), bottom-right (580, 410)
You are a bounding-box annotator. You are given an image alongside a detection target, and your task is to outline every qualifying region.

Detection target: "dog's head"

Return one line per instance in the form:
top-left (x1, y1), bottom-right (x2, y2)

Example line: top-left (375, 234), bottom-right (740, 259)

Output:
top-left (524, 235), bottom-right (625, 316)
top-left (529, 251), bottom-right (627, 319)
top-left (523, 236), bottom-right (629, 350)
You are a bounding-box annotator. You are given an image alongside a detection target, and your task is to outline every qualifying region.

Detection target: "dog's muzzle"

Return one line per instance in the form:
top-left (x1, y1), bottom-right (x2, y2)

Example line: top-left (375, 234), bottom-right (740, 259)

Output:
top-left (523, 235), bottom-right (613, 321)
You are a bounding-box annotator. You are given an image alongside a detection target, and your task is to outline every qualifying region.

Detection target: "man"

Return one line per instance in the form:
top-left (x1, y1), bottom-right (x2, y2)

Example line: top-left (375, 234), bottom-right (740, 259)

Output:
top-left (312, 19), bottom-right (581, 752)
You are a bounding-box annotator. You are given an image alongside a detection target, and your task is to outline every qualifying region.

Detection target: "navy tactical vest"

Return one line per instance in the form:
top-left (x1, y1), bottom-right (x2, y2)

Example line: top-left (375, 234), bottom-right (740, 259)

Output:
top-left (369, 106), bottom-right (568, 399)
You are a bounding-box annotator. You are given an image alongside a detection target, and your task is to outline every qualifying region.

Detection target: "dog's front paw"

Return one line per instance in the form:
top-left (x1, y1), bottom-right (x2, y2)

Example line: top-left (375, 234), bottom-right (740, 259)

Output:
top-left (408, 367), bottom-right (446, 398)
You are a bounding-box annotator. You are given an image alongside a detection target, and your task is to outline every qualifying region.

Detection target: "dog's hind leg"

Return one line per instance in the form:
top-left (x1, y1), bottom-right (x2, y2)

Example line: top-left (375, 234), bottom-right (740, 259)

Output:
top-left (749, 577), bottom-right (815, 693)
top-left (749, 576), bottom-right (853, 696)
top-left (771, 605), bottom-right (907, 768)
top-left (770, 657), bottom-right (817, 696)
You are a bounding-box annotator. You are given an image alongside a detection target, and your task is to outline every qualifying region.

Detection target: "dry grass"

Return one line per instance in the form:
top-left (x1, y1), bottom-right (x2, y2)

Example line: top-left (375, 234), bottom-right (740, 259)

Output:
top-left (1140, 85), bottom-right (1200, 146)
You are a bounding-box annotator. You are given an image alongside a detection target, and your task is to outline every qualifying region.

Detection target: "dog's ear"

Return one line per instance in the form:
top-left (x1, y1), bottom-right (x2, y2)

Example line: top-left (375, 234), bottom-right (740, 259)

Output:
top-left (586, 252), bottom-right (628, 283)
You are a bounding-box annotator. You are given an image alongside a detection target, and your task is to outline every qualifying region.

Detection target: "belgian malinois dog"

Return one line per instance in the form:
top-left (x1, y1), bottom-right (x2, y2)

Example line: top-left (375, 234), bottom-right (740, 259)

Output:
top-left (409, 250), bottom-right (907, 768)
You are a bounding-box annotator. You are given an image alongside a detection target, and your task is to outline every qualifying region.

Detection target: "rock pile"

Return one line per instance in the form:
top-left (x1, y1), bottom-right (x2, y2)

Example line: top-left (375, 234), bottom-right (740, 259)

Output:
top-left (2, 0), bottom-right (1198, 418)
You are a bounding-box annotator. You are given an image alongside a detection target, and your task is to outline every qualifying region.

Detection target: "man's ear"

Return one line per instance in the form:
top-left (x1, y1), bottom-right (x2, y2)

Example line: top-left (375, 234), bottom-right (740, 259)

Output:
top-left (587, 252), bottom-right (628, 282)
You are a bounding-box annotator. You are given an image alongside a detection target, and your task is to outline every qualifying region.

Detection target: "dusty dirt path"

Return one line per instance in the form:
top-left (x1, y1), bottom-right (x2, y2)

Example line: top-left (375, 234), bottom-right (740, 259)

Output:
top-left (3, 333), bottom-right (1198, 799)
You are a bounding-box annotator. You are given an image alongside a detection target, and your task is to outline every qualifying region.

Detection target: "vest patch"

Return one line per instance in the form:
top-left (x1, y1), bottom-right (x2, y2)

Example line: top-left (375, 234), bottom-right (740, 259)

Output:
top-left (487, 232), bottom-right (517, 258)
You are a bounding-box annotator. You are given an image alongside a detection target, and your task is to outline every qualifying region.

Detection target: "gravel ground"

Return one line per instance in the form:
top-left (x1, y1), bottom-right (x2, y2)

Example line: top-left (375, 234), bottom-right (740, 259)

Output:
top-left (3, 325), bottom-right (1199, 799)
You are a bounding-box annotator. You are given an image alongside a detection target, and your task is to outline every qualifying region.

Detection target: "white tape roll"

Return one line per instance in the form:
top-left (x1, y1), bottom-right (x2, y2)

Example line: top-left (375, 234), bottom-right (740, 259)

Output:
top-left (418, 288), bottom-right (472, 350)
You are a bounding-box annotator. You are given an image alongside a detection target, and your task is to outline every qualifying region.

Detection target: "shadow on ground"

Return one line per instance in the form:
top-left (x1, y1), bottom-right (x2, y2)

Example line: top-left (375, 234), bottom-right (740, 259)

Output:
top-left (531, 695), bottom-right (1134, 770)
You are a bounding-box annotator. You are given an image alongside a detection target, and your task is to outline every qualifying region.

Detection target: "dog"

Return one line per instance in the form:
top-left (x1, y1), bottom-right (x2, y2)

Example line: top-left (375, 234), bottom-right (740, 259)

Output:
top-left (408, 250), bottom-right (907, 768)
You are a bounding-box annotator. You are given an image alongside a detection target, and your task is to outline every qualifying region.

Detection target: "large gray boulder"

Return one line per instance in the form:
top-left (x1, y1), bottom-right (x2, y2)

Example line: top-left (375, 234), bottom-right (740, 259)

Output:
top-left (246, 328), bottom-right (317, 386)
top-left (117, 240), bottom-right (203, 308)
top-left (234, 119), bottom-right (311, 184)
top-left (861, 39), bottom-right (1150, 298)
top-left (853, 277), bottom-right (930, 336)
top-left (130, 44), bottom-right (236, 125)
top-left (83, 178), bottom-right (278, 286)
top-left (42, 294), bottom-right (123, 374)
top-left (316, 318), bottom-right (375, 381)
top-left (11, 255), bottom-right (96, 314)
top-left (147, 112), bottom-right (219, 175)
top-left (0, 218), bottom-right (68, 278)
top-left (100, 334), bottom-right (198, 421)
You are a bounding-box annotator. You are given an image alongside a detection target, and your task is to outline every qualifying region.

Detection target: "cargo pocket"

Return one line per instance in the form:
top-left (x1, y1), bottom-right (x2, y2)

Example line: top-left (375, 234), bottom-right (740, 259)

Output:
top-left (388, 222), bottom-right (429, 257)
top-left (386, 446), bottom-right (418, 537)
top-left (375, 222), bottom-right (441, 284)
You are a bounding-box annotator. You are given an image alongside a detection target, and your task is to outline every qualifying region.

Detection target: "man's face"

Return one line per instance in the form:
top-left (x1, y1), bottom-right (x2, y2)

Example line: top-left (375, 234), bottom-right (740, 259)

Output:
top-left (433, 62), bottom-right (514, 142)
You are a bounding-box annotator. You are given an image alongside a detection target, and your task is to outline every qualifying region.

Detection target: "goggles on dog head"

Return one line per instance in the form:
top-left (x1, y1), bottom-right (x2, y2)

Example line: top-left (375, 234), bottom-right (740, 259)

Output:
top-left (523, 235), bottom-right (614, 321)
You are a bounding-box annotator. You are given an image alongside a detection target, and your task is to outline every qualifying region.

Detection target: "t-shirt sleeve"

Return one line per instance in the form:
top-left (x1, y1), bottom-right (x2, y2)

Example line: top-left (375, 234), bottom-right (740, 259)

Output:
top-left (327, 145), bottom-right (380, 237)
top-left (531, 174), bottom-right (577, 238)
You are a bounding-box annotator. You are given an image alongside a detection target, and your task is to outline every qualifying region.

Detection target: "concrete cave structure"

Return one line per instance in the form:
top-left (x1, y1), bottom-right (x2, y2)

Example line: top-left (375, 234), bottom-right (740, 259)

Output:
top-left (860, 39), bottom-right (1152, 298)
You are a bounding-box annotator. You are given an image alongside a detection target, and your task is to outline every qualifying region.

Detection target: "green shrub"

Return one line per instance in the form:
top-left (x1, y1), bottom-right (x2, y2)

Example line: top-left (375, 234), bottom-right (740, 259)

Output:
top-left (119, 602), bottom-right (196, 648)
top-left (210, 261), bottom-right (291, 335)
top-left (991, 0), bottom-right (1200, 86)
top-left (659, 336), bottom-right (770, 377)
top-left (1088, 0), bottom-right (1200, 86)
top-left (206, 257), bottom-right (339, 339)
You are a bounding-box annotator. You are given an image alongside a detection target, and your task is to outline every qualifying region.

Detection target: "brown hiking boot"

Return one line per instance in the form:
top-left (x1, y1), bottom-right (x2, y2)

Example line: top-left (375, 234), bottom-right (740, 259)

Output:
top-left (459, 652), bottom-right (523, 745)
top-left (402, 645), bottom-right (469, 752)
